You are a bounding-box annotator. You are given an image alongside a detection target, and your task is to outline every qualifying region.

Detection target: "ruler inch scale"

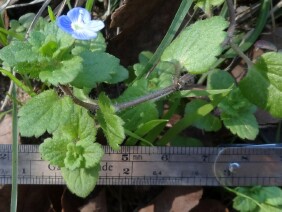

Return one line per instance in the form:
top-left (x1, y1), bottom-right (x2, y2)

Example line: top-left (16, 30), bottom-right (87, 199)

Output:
top-left (0, 144), bottom-right (282, 186)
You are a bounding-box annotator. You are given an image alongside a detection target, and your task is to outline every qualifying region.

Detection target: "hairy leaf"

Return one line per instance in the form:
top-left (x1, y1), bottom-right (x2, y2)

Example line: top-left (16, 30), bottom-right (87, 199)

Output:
top-left (61, 165), bottom-right (100, 198)
top-left (38, 56), bottom-right (83, 86)
top-left (52, 105), bottom-right (97, 143)
top-left (72, 32), bottom-right (106, 55)
top-left (39, 137), bottom-right (69, 167)
top-left (97, 93), bottom-right (125, 150)
top-left (18, 90), bottom-right (74, 137)
top-left (71, 51), bottom-right (128, 88)
top-left (161, 16), bottom-right (228, 74)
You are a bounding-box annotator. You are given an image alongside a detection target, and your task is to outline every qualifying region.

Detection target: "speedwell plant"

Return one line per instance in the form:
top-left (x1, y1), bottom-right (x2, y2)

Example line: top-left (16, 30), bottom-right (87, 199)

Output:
top-left (1, 3), bottom-right (282, 199)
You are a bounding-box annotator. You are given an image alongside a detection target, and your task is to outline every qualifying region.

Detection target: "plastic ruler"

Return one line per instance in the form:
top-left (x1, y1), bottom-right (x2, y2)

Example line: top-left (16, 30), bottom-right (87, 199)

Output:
top-left (0, 145), bottom-right (282, 186)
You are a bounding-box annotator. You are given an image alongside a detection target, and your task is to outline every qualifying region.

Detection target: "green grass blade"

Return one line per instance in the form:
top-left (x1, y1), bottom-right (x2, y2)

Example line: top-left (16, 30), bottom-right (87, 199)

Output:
top-left (135, 0), bottom-right (193, 80)
top-left (10, 82), bottom-right (18, 212)
top-left (0, 69), bottom-right (36, 97)
top-left (86, 0), bottom-right (96, 12)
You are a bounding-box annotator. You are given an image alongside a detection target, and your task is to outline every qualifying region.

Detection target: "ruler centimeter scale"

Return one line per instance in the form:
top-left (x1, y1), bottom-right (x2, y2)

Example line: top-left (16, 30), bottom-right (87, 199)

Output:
top-left (0, 145), bottom-right (282, 186)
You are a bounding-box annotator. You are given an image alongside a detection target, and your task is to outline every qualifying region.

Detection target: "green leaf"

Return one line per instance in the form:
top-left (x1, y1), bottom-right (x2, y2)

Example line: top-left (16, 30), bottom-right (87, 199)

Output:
top-left (239, 52), bottom-right (282, 118)
top-left (40, 104), bottom-right (103, 171)
top-left (161, 16), bottom-right (228, 74)
top-left (232, 186), bottom-right (282, 212)
top-left (221, 112), bottom-right (258, 140)
top-left (64, 142), bottom-right (84, 170)
top-left (71, 51), bottom-right (128, 88)
top-left (115, 79), bottom-right (159, 131)
top-left (262, 187), bottom-right (282, 206)
top-left (259, 204), bottom-right (282, 212)
top-left (61, 165), bottom-right (100, 198)
top-left (72, 32), bottom-right (106, 55)
top-left (207, 69), bottom-right (235, 90)
top-left (233, 195), bottom-right (258, 212)
top-left (39, 137), bottom-right (69, 167)
top-left (78, 140), bottom-right (104, 169)
top-left (194, 0), bottom-right (225, 14)
top-left (18, 90), bottom-right (74, 137)
top-left (0, 41), bottom-right (37, 67)
top-left (208, 69), bottom-right (258, 139)
top-left (0, 22), bottom-right (81, 86)
top-left (185, 99), bottom-right (222, 132)
top-left (63, 140), bottom-right (104, 170)
top-left (125, 119), bottom-right (168, 145)
top-left (97, 93), bottom-right (125, 150)
top-left (134, 51), bottom-right (176, 89)
top-left (233, 187), bottom-right (262, 212)
top-left (38, 56), bottom-right (83, 86)
top-left (53, 105), bottom-right (97, 143)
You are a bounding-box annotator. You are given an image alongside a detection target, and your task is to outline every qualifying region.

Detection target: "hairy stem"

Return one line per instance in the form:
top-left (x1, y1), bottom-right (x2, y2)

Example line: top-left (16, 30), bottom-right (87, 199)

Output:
top-left (60, 74), bottom-right (194, 113)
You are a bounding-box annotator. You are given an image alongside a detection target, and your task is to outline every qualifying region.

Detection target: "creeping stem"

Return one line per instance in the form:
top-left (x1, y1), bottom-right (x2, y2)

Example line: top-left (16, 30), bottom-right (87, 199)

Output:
top-left (60, 74), bottom-right (194, 113)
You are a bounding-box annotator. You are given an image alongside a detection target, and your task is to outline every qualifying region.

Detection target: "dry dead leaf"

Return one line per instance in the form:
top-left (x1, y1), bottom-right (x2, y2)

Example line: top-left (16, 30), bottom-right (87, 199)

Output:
top-left (108, 0), bottom-right (182, 66)
top-left (110, 0), bottom-right (163, 29)
top-left (138, 187), bottom-right (203, 212)
top-left (190, 199), bottom-right (229, 212)
top-left (0, 115), bottom-right (13, 144)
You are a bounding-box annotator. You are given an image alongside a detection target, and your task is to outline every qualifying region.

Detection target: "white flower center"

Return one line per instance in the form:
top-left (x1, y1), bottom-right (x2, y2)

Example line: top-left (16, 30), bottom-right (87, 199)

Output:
top-left (71, 9), bottom-right (85, 31)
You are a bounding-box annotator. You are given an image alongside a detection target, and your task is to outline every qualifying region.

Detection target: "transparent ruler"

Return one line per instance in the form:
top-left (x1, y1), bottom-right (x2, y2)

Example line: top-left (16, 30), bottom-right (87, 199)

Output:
top-left (0, 145), bottom-right (282, 186)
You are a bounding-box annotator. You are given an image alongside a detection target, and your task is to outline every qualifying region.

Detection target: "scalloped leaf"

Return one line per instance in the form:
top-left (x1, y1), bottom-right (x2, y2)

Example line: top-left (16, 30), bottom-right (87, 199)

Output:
top-left (185, 99), bottom-right (222, 132)
top-left (61, 165), bottom-right (100, 198)
top-left (18, 90), bottom-right (74, 137)
top-left (71, 51), bottom-right (128, 89)
top-left (97, 93), bottom-right (125, 150)
top-left (239, 52), bottom-right (282, 118)
top-left (208, 70), bottom-right (258, 139)
top-left (161, 16), bottom-right (228, 74)
top-left (39, 105), bottom-right (103, 169)
top-left (39, 137), bottom-right (69, 167)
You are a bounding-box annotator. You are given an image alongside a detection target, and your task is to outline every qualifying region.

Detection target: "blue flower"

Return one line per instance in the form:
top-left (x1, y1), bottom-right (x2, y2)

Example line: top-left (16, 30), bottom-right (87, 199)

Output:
top-left (57, 7), bottom-right (105, 40)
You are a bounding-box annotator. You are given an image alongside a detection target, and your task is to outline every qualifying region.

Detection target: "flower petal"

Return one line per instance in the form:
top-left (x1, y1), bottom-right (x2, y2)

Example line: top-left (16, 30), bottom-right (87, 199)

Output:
top-left (67, 7), bottom-right (91, 23)
top-left (87, 20), bottom-right (105, 32)
top-left (72, 29), bottom-right (98, 40)
top-left (57, 15), bottom-right (74, 34)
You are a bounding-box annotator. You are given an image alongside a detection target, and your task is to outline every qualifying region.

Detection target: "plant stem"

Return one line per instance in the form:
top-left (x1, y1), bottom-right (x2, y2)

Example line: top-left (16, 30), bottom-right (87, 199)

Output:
top-left (229, 42), bottom-right (253, 68)
top-left (115, 74), bottom-right (194, 112)
top-left (135, 0), bottom-right (193, 80)
top-left (10, 81), bottom-right (18, 212)
top-left (59, 85), bottom-right (99, 111)
top-left (225, 0), bottom-right (270, 56)
top-left (61, 74), bottom-right (194, 113)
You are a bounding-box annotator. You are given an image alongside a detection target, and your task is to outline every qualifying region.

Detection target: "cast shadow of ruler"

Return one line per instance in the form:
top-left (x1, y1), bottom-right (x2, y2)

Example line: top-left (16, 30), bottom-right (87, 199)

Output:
top-left (0, 145), bottom-right (282, 186)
